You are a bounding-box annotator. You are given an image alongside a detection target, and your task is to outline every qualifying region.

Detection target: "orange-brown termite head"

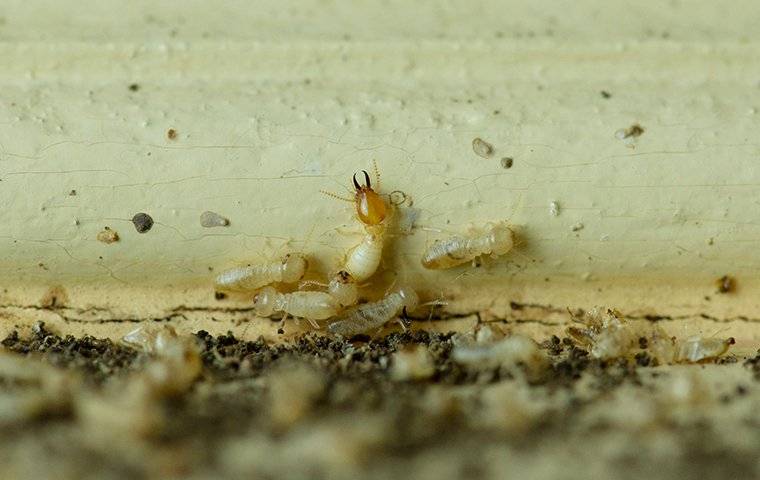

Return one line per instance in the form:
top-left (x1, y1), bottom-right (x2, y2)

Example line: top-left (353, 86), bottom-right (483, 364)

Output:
top-left (353, 170), bottom-right (387, 226)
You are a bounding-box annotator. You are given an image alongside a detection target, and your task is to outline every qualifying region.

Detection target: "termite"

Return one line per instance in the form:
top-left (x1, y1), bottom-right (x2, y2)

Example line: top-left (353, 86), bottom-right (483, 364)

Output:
top-left (253, 286), bottom-right (340, 327)
top-left (675, 336), bottom-right (735, 363)
top-left (214, 253), bottom-right (308, 292)
top-left (343, 224), bottom-right (385, 282)
top-left (322, 161), bottom-right (388, 227)
top-left (300, 270), bottom-right (359, 307)
top-left (327, 286), bottom-right (419, 337)
top-left (421, 222), bottom-right (515, 269)
top-left (121, 325), bottom-right (202, 397)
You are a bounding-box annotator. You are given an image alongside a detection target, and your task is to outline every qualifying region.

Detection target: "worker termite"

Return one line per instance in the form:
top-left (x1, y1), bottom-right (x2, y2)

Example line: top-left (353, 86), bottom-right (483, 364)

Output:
top-left (79, 325), bottom-right (203, 439)
top-left (421, 222), bottom-right (515, 269)
top-left (253, 286), bottom-right (341, 327)
top-left (675, 336), bottom-right (735, 363)
top-left (121, 325), bottom-right (202, 397)
top-left (327, 286), bottom-right (419, 337)
top-left (343, 224), bottom-right (385, 282)
top-left (214, 253), bottom-right (308, 293)
top-left (300, 270), bottom-right (359, 307)
top-left (322, 161), bottom-right (389, 227)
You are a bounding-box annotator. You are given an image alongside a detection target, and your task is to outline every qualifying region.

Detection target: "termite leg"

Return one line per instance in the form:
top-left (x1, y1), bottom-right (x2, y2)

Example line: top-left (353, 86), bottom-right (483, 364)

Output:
top-left (397, 306), bottom-right (411, 331)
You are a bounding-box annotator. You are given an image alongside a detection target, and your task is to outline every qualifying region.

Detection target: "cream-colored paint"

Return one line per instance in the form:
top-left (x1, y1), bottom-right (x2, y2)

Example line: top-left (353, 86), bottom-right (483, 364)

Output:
top-left (1, 1), bottom-right (760, 337)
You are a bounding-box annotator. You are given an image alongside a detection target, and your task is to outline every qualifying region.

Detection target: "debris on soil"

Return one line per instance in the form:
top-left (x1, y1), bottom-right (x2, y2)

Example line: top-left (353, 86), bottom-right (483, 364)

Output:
top-left (131, 212), bottom-right (154, 233)
top-left (201, 210), bottom-right (230, 228)
top-left (0, 322), bottom-right (750, 480)
top-left (96, 226), bottom-right (120, 244)
top-left (716, 275), bottom-right (736, 293)
top-left (471, 137), bottom-right (495, 158)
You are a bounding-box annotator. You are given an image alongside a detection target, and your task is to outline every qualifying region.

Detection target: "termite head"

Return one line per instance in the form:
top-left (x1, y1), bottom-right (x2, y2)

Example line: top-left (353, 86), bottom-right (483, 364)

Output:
top-left (328, 270), bottom-right (359, 307)
top-left (486, 223), bottom-right (515, 256)
top-left (253, 286), bottom-right (277, 316)
top-left (396, 286), bottom-right (420, 312)
top-left (281, 254), bottom-right (308, 283)
top-left (353, 170), bottom-right (387, 226)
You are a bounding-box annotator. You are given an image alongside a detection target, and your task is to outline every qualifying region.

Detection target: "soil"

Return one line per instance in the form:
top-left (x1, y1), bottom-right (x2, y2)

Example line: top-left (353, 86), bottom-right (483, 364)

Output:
top-left (0, 323), bottom-right (757, 480)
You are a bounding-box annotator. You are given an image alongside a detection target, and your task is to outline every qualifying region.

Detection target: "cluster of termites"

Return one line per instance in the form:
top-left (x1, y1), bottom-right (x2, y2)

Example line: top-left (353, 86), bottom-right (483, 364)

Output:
top-left (214, 162), bottom-right (517, 336)
top-left (567, 307), bottom-right (735, 363)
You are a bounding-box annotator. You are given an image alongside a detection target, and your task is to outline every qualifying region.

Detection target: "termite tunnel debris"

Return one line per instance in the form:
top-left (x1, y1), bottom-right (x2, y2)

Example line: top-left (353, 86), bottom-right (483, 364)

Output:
top-left (131, 212), bottom-right (154, 233)
top-left (0, 319), bottom-right (743, 479)
top-left (472, 137), bottom-right (495, 158)
top-left (500, 157), bottom-right (514, 169)
top-left (167, 128), bottom-right (178, 140)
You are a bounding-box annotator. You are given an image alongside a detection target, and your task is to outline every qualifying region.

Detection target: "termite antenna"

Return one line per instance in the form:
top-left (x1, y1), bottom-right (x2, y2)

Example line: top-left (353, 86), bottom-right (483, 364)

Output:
top-left (362, 170), bottom-right (371, 188)
top-left (420, 299), bottom-right (448, 307)
top-left (321, 190), bottom-right (354, 203)
top-left (299, 280), bottom-right (328, 290)
top-left (372, 159), bottom-right (381, 189)
top-left (352, 173), bottom-right (361, 190)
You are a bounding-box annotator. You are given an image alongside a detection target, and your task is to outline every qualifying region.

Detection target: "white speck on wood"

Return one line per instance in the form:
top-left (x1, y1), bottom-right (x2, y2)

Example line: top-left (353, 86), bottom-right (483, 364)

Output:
top-left (549, 201), bottom-right (560, 217)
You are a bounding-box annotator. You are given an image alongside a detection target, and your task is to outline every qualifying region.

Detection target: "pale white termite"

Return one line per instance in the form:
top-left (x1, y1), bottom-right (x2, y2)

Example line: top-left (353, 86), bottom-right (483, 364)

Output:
top-left (253, 286), bottom-right (340, 327)
top-left (421, 222), bottom-right (515, 270)
top-left (300, 270), bottom-right (359, 307)
top-left (343, 224), bottom-right (385, 282)
top-left (327, 286), bottom-right (419, 337)
top-left (214, 253), bottom-right (308, 292)
top-left (675, 336), bottom-right (735, 363)
top-left (121, 325), bottom-right (202, 397)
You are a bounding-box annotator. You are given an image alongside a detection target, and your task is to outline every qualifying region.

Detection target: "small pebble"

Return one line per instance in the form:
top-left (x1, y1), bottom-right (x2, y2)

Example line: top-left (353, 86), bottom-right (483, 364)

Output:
top-left (97, 227), bottom-right (119, 244)
top-left (131, 213), bottom-right (154, 233)
top-left (472, 137), bottom-right (495, 158)
top-left (549, 201), bottom-right (560, 217)
top-left (200, 211), bottom-right (230, 228)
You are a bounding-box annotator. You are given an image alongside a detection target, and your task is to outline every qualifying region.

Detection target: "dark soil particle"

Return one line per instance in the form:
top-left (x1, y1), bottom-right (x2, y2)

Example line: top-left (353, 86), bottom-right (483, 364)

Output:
top-left (744, 350), bottom-right (760, 379)
top-left (131, 212), bottom-right (154, 233)
top-left (2, 323), bottom-right (137, 384)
